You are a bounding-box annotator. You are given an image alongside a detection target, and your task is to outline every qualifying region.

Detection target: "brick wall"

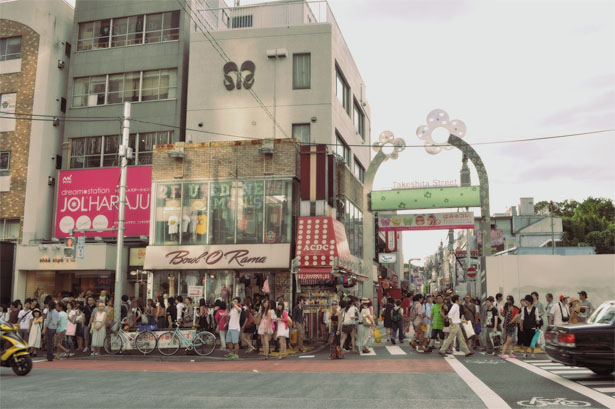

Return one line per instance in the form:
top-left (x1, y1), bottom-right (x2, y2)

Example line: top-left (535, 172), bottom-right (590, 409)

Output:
top-left (0, 19), bottom-right (40, 240)
top-left (152, 139), bottom-right (301, 181)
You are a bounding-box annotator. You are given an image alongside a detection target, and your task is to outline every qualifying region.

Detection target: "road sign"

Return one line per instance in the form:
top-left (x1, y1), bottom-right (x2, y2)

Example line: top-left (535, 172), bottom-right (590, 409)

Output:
top-left (467, 267), bottom-right (477, 278)
top-left (76, 236), bottom-right (85, 259)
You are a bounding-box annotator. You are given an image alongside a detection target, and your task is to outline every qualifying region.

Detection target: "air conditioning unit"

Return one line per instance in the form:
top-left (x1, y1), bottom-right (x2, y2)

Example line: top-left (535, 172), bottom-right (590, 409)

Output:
top-left (260, 139), bottom-right (274, 154)
top-left (168, 146), bottom-right (184, 158)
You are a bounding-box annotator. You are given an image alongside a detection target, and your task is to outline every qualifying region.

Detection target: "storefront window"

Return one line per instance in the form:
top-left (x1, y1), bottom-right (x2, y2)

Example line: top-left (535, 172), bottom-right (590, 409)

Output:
top-left (209, 181), bottom-right (235, 244)
top-left (154, 182), bottom-right (182, 244)
top-left (182, 182), bottom-right (208, 244)
top-left (265, 180), bottom-right (292, 244)
top-left (236, 180), bottom-right (264, 244)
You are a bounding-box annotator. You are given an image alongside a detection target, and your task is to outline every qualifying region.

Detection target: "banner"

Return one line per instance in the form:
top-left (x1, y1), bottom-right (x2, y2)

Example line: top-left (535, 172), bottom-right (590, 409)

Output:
top-left (378, 212), bottom-right (474, 231)
top-left (55, 166), bottom-right (152, 238)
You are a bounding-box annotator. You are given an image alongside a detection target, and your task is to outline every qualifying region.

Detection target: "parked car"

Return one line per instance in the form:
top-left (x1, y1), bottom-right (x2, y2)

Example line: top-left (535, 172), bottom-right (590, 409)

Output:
top-left (545, 300), bottom-right (615, 375)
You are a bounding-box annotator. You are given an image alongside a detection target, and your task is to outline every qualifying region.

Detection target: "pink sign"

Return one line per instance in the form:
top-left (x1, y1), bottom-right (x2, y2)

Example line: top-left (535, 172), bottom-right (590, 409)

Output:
top-left (55, 166), bottom-right (152, 238)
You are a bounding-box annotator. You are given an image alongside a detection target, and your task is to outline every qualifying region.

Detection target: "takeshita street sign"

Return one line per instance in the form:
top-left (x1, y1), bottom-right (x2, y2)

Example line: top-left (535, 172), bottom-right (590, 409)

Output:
top-left (369, 186), bottom-right (481, 211)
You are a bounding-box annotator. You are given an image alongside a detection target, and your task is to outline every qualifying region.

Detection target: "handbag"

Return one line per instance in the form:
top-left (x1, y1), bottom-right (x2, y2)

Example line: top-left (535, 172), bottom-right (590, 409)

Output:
top-left (462, 321), bottom-right (475, 338)
top-left (530, 329), bottom-right (541, 349)
top-left (374, 329), bottom-right (382, 343)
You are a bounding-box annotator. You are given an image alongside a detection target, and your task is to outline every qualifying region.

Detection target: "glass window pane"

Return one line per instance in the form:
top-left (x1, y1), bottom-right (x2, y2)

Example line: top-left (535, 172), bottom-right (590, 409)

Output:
top-left (142, 70), bottom-right (159, 100)
top-left (182, 182), bottom-right (208, 244)
top-left (85, 136), bottom-right (101, 155)
top-left (145, 13), bottom-right (162, 43)
top-left (210, 181), bottom-right (235, 244)
top-left (236, 180), bottom-right (264, 244)
top-left (85, 156), bottom-right (101, 168)
top-left (138, 132), bottom-right (155, 153)
top-left (94, 19), bottom-right (110, 49)
top-left (112, 17), bottom-right (128, 35)
top-left (70, 157), bottom-right (84, 169)
top-left (128, 15), bottom-right (144, 34)
top-left (123, 72), bottom-right (140, 101)
top-left (293, 54), bottom-right (310, 89)
top-left (265, 180), bottom-right (291, 243)
top-left (154, 182), bottom-right (182, 245)
top-left (108, 73), bottom-right (124, 93)
top-left (103, 135), bottom-right (119, 154)
top-left (6, 37), bottom-right (21, 58)
top-left (102, 155), bottom-right (119, 167)
top-left (71, 138), bottom-right (84, 156)
top-left (78, 22), bottom-right (95, 40)
top-left (137, 152), bottom-right (152, 165)
top-left (73, 77), bottom-right (89, 96)
top-left (292, 124), bottom-right (310, 144)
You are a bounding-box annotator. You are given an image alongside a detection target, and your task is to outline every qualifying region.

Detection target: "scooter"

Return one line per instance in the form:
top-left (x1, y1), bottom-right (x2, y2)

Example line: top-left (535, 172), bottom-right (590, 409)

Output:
top-left (0, 320), bottom-right (33, 376)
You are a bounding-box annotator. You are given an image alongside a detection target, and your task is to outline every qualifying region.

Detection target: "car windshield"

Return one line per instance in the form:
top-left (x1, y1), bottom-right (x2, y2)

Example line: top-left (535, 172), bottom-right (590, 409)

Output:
top-left (587, 303), bottom-right (615, 324)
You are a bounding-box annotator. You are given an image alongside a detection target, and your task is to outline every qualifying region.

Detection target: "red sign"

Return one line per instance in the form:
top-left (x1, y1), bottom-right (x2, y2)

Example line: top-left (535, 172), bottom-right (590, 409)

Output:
top-left (55, 166), bottom-right (152, 237)
top-left (467, 267), bottom-right (477, 278)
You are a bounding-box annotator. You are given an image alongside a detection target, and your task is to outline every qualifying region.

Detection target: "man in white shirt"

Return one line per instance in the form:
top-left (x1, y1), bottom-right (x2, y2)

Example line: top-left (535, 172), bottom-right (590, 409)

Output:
top-left (225, 297), bottom-right (242, 359)
top-left (438, 295), bottom-right (473, 357)
top-left (549, 295), bottom-right (570, 326)
top-left (17, 300), bottom-right (32, 341)
top-left (175, 296), bottom-right (185, 324)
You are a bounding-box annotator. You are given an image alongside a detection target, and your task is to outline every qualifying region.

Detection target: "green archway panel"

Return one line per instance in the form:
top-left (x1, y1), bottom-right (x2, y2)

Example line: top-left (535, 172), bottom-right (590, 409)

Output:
top-left (370, 186), bottom-right (481, 211)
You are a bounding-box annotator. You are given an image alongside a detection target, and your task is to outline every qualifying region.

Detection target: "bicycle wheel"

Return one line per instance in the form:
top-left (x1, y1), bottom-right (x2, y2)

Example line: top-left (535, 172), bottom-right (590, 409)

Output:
top-left (104, 332), bottom-right (123, 355)
top-left (157, 331), bottom-right (181, 356)
top-left (194, 331), bottom-right (217, 356)
top-left (135, 331), bottom-right (157, 355)
top-left (562, 400), bottom-right (590, 407)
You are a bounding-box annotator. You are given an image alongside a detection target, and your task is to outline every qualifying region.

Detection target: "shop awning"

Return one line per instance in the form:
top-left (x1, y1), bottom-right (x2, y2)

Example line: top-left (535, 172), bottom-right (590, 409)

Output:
top-left (297, 267), bottom-right (333, 285)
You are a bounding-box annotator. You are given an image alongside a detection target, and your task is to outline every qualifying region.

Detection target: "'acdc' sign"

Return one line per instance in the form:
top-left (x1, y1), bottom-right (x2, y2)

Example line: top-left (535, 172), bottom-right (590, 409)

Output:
top-left (223, 61), bottom-right (255, 90)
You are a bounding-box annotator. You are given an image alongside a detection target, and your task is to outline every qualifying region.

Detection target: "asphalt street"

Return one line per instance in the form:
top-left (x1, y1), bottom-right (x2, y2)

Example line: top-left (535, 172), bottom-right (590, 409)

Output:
top-left (1, 342), bottom-right (614, 409)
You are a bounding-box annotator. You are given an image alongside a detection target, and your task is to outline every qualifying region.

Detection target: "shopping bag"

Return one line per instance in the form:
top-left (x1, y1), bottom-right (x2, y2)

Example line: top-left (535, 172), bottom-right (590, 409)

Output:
top-left (462, 321), bottom-right (475, 338)
top-left (530, 329), bottom-right (542, 349)
top-left (374, 329), bottom-right (382, 343)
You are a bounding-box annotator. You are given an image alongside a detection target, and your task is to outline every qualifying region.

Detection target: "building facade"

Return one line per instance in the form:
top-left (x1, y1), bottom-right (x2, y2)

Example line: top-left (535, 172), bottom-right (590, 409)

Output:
top-left (1, 0), bottom-right (73, 304)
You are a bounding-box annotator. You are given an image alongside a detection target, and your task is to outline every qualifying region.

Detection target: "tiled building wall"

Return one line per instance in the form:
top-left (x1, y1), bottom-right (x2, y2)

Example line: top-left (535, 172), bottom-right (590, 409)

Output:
top-left (152, 139), bottom-right (301, 181)
top-left (0, 20), bottom-right (40, 240)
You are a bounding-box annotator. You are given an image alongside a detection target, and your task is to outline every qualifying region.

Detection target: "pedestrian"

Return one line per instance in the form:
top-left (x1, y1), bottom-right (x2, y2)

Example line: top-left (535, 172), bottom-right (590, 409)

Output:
top-left (340, 298), bottom-right (359, 352)
top-left (145, 299), bottom-right (156, 326)
top-left (410, 295), bottom-right (424, 351)
top-left (8, 300), bottom-right (20, 324)
top-left (155, 295), bottom-right (167, 329)
top-left (65, 301), bottom-right (77, 357)
top-left (225, 297), bottom-right (242, 359)
top-left (381, 297), bottom-right (394, 343)
top-left (549, 295), bottom-right (570, 326)
top-left (519, 295), bottom-right (539, 358)
top-left (504, 295), bottom-right (520, 344)
top-left (483, 296), bottom-right (499, 355)
top-left (461, 295), bottom-right (476, 351)
top-left (74, 304), bottom-right (85, 351)
top-left (28, 308), bottom-right (43, 356)
top-left (257, 298), bottom-right (275, 360)
top-left (197, 298), bottom-right (209, 331)
top-left (166, 297), bottom-right (178, 328)
top-left (577, 291), bottom-right (593, 323)
top-left (241, 298), bottom-right (257, 353)
top-left (328, 300), bottom-right (343, 359)
top-left (214, 301), bottom-right (228, 350)
top-left (495, 293), bottom-right (504, 316)
top-left (291, 297), bottom-right (306, 352)
top-left (545, 293), bottom-right (555, 327)
top-left (55, 302), bottom-right (70, 359)
top-left (568, 296), bottom-right (581, 324)
top-left (42, 300), bottom-right (59, 361)
top-left (275, 301), bottom-right (291, 360)
top-left (531, 292), bottom-right (545, 325)
top-left (358, 298), bottom-right (373, 354)
top-left (438, 295), bottom-right (473, 357)
top-left (17, 300), bottom-right (32, 342)
top-left (82, 296), bottom-right (95, 353)
top-left (426, 295), bottom-right (446, 353)
top-left (500, 302), bottom-right (520, 359)
top-left (183, 297), bottom-right (194, 327)
top-left (90, 301), bottom-right (107, 356)
top-left (423, 295), bottom-right (433, 340)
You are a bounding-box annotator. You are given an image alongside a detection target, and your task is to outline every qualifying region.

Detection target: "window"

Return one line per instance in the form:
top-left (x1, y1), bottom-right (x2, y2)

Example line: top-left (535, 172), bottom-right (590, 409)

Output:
top-left (293, 53), bottom-right (311, 89)
top-left (353, 100), bottom-right (365, 141)
top-left (210, 182), bottom-right (236, 244)
top-left (236, 181), bottom-right (264, 244)
top-left (232, 15), bottom-right (253, 28)
top-left (340, 199), bottom-right (363, 258)
top-left (77, 12), bottom-right (178, 51)
top-left (0, 151), bottom-right (10, 171)
top-left (60, 97), bottom-right (67, 113)
top-left (336, 67), bottom-right (350, 115)
top-left (128, 131), bottom-right (173, 165)
top-left (72, 69), bottom-right (176, 107)
top-left (0, 219), bottom-right (20, 241)
top-left (0, 37), bottom-right (21, 61)
top-left (292, 123), bottom-right (310, 144)
top-left (353, 157), bottom-right (365, 183)
top-left (335, 132), bottom-right (351, 165)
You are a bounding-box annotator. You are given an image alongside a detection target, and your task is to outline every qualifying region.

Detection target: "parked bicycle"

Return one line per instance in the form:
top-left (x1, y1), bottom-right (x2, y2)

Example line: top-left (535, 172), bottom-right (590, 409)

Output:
top-left (156, 321), bottom-right (216, 356)
top-left (104, 319), bottom-right (157, 355)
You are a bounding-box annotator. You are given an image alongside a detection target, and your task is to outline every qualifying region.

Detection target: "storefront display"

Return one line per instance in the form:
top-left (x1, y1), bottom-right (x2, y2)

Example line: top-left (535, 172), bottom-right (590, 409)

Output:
top-left (297, 283), bottom-right (337, 340)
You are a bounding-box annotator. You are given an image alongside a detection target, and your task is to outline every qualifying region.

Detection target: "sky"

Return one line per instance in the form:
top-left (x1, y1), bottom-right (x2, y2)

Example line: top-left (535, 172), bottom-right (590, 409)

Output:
top-left (63, 0), bottom-right (614, 263)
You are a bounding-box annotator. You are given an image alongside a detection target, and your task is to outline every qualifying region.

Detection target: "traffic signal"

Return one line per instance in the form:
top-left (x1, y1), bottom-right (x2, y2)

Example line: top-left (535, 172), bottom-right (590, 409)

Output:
top-left (64, 237), bottom-right (76, 259)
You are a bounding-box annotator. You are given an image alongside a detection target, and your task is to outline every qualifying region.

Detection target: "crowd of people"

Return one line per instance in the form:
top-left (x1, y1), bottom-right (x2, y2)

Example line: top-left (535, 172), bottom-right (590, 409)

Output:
top-left (0, 288), bottom-right (594, 361)
top-left (376, 289), bottom-right (594, 359)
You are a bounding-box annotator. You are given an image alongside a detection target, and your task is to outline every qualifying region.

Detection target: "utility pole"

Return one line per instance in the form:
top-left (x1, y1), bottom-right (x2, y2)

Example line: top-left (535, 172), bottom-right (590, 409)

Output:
top-left (114, 102), bottom-right (131, 325)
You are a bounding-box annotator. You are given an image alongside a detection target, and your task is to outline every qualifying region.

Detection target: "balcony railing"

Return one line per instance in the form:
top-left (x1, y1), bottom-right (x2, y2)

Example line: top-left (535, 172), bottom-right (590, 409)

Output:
top-left (192, 0), bottom-right (335, 32)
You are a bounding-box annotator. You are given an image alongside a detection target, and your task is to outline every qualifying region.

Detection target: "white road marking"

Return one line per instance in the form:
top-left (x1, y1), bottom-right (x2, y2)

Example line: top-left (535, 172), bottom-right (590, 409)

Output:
top-left (578, 380), bottom-right (615, 386)
top-left (525, 359), bottom-right (553, 363)
top-left (384, 345), bottom-right (406, 355)
top-left (453, 351), bottom-right (465, 356)
top-left (359, 347), bottom-right (376, 356)
top-left (445, 356), bottom-right (511, 408)
top-left (552, 370), bottom-right (595, 375)
top-left (509, 358), bottom-right (615, 408)
top-left (595, 387), bottom-right (615, 393)
top-left (537, 366), bottom-right (586, 370)
top-left (298, 355), bottom-right (315, 359)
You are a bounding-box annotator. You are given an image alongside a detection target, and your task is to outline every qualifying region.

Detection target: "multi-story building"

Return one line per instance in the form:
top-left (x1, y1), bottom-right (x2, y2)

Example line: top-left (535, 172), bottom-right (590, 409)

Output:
top-left (11, 0), bottom-right (191, 301)
top-left (1, 0), bottom-right (73, 304)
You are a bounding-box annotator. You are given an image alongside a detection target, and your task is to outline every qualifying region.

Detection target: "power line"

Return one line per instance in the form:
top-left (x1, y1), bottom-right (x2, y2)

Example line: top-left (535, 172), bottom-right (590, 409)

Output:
top-left (177, 0), bottom-right (289, 139)
top-left (1, 111), bottom-right (120, 120)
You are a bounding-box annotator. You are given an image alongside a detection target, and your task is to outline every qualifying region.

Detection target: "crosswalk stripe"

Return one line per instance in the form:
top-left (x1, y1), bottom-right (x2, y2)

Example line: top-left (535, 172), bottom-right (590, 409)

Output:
top-left (453, 351), bottom-right (465, 356)
top-left (525, 359), bottom-right (553, 363)
top-left (299, 355), bottom-right (315, 359)
top-left (578, 380), bottom-right (615, 386)
top-left (385, 345), bottom-right (407, 355)
top-left (552, 370), bottom-right (595, 375)
top-left (537, 366), bottom-right (585, 370)
top-left (596, 387), bottom-right (615, 393)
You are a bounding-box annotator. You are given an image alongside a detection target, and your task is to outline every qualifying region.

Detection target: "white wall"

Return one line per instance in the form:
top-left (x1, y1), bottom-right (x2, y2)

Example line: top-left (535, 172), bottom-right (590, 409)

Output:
top-left (487, 255), bottom-right (615, 307)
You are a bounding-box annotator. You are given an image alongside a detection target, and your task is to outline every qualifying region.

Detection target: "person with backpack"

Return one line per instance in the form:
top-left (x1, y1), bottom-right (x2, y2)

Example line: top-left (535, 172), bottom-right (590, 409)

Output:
top-left (519, 294), bottom-right (540, 358)
top-left (390, 299), bottom-right (405, 345)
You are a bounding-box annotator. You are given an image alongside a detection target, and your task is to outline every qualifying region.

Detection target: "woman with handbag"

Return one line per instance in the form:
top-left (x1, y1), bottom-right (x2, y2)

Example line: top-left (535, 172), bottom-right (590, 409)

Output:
top-left (359, 298), bottom-right (374, 354)
top-left (257, 299), bottom-right (275, 360)
top-left (275, 302), bottom-right (291, 359)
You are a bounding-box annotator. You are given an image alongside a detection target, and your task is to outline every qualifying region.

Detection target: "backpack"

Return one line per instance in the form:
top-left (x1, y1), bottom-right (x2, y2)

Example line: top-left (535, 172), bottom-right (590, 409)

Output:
top-left (391, 307), bottom-right (402, 322)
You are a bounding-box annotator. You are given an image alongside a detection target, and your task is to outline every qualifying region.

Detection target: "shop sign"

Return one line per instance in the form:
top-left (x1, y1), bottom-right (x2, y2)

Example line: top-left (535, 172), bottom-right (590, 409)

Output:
top-left (144, 244), bottom-right (291, 270)
top-left (385, 231), bottom-right (397, 252)
top-left (378, 253), bottom-right (397, 263)
top-left (129, 248), bottom-right (146, 266)
top-left (188, 286), bottom-right (203, 297)
top-left (370, 186), bottom-right (481, 211)
top-left (55, 166), bottom-right (152, 238)
top-left (379, 212), bottom-right (475, 232)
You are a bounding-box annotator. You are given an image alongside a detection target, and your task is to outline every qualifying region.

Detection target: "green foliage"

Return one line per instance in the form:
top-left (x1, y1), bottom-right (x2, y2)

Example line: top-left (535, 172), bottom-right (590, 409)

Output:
top-left (536, 197), bottom-right (614, 254)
